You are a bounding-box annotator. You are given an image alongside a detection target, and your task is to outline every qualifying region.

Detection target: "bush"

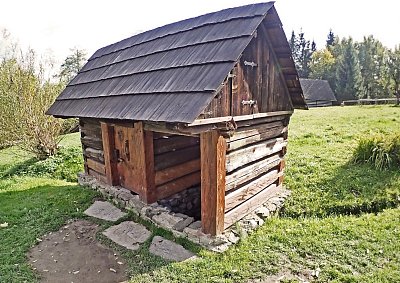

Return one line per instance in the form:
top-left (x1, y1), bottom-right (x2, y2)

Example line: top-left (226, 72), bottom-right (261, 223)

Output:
top-left (352, 133), bottom-right (400, 170)
top-left (10, 147), bottom-right (83, 182)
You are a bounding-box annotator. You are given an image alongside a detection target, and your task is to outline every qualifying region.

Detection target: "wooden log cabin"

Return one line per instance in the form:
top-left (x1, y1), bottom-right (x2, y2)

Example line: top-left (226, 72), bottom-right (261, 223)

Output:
top-left (47, 2), bottom-right (306, 236)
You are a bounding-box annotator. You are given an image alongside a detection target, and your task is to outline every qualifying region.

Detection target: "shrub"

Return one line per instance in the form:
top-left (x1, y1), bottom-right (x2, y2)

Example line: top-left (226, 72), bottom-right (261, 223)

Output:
top-left (10, 146), bottom-right (83, 182)
top-left (352, 133), bottom-right (400, 170)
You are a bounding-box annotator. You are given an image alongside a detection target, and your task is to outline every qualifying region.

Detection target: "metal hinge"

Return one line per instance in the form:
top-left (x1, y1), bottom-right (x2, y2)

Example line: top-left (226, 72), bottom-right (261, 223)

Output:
top-left (241, 100), bottom-right (257, 106)
top-left (244, 61), bottom-right (258, 68)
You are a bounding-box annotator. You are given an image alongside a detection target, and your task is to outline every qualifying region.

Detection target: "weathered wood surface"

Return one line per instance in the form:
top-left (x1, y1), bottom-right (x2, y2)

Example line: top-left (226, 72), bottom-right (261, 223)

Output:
top-left (224, 184), bottom-right (282, 229)
top-left (87, 168), bottom-right (107, 184)
top-left (225, 154), bottom-right (281, 191)
top-left (227, 121), bottom-right (283, 142)
top-left (81, 136), bottom-right (103, 150)
top-left (114, 122), bottom-right (156, 203)
top-left (226, 137), bottom-right (287, 172)
top-left (201, 131), bottom-right (226, 235)
top-left (100, 122), bottom-right (119, 185)
top-left (86, 158), bottom-right (106, 175)
top-left (155, 159), bottom-right (200, 186)
top-left (154, 145), bottom-right (200, 171)
top-left (156, 171), bottom-right (201, 200)
top-left (227, 125), bottom-right (287, 151)
top-left (225, 170), bottom-right (281, 212)
top-left (84, 147), bottom-right (104, 163)
top-left (154, 135), bottom-right (199, 155)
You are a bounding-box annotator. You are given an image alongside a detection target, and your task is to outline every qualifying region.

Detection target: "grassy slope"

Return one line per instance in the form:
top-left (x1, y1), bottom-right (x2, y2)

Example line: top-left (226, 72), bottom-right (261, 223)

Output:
top-left (0, 106), bottom-right (399, 282)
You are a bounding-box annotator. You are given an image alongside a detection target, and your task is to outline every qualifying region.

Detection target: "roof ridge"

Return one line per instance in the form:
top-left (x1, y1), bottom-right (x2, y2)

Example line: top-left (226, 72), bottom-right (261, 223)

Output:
top-left (89, 2), bottom-right (274, 61)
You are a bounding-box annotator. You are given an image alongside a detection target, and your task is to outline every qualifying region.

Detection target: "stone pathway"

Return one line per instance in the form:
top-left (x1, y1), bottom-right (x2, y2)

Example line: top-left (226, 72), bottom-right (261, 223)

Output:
top-left (149, 236), bottom-right (196, 262)
top-left (85, 200), bottom-right (196, 262)
top-left (84, 201), bottom-right (127, 221)
top-left (102, 221), bottom-right (151, 251)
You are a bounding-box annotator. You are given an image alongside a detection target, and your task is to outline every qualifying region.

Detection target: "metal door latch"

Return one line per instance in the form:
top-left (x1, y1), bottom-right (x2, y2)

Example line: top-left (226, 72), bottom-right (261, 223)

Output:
top-left (241, 100), bottom-right (257, 106)
top-left (244, 61), bottom-right (257, 68)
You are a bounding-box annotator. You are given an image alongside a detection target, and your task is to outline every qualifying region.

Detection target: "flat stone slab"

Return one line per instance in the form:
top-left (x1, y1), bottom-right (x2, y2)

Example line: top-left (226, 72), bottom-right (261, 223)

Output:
top-left (149, 236), bottom-right (196, 262)
top-left (103, 221), bottom-right (151, 251)
top-left (84, 201), bottom-right (127, 222)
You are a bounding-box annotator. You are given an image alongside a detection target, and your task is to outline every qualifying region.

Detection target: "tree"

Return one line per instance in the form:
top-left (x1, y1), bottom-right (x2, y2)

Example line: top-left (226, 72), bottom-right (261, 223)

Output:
top-left (0, 34), bottom-right (67, 157)
top-left (326, 29), bottom-right (335, 48)
top-left (357, 35), bottom-right (387, 98)
top-left (335, 37), bottom-right (364, 101)
top-left (59, 48), bottom-right (87, 83)
top-left (387, 46), bottom-right (400, 105)
top-left (309, 48), bottom-right (336, 87)
top-left (288, 30), bottom-right (316, 78)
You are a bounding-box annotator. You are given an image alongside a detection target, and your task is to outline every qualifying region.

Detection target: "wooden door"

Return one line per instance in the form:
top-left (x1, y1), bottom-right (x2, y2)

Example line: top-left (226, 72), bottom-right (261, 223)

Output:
top-left (113, 125), bottom-right (138, 192)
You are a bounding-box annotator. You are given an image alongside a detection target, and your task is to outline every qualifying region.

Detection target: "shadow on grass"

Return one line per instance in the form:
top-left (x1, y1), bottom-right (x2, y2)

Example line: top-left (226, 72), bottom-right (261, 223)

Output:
top-left (0, 157), bottom-right (38, 179)
top-left (283, 161), bottom-right (400, 218)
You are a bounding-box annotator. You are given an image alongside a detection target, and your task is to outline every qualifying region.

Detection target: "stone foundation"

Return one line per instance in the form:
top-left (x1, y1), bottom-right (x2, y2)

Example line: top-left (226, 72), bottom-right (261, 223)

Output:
top-left (78, 173), bottom-right (290, 252)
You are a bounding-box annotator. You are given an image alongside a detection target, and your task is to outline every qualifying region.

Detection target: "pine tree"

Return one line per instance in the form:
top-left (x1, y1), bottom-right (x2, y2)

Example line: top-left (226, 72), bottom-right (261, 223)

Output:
top-left (335, 37), bottom-right (364, 101)
top-left (326, 29), bottom-right (335, 48)
top-left (59, 48), bottom-right (87, 83)
top-left (288, 30), bottom-right (315, 78)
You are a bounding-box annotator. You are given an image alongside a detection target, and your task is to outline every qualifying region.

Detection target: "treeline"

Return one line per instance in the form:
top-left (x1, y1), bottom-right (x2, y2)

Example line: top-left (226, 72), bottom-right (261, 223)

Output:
top-left (0, 30), bottom-right (86, 158)
top-left (289, 30), bottom-right (400, 102)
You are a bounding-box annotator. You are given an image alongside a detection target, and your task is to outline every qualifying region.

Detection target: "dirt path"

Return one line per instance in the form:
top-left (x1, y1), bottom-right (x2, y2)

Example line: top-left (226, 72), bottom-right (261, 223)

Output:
top-left (28, 220), bottom-right (128, 283)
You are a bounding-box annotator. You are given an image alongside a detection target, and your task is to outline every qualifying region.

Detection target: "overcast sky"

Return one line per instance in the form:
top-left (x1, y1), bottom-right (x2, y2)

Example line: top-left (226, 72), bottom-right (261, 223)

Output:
top-left (1, 0), bottom-right (399, 66)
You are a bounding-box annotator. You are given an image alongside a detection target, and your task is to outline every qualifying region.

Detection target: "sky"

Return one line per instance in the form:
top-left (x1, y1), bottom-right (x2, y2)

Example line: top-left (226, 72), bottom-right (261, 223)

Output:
top-left (1, 0), bottom-right (399, 67)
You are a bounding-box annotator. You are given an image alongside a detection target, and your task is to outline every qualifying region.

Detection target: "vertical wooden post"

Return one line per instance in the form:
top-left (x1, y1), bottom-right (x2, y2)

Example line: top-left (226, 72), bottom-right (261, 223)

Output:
top-left (131, 122), bottom-right (156, 204)
top-left (101, 122), bottom-right (119, 185)
top-left (200, 130), bottom-right (226, 235)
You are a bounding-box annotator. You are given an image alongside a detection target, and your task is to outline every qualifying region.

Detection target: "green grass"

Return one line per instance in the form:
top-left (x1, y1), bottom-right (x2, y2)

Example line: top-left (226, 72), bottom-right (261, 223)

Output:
top-left (0, 105), bottom-right (399, 282)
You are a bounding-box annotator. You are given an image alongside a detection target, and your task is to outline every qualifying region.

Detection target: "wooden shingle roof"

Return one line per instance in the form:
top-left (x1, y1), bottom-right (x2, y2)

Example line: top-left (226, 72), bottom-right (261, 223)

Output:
top-left (300, 79), bottom-right (337, 102)
top-left (47, 2), bottom-right (306, 123)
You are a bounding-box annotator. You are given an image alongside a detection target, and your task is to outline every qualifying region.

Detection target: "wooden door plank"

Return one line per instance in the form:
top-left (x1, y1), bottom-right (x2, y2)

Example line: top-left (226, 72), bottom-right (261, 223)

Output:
top-left (200, 131), bottom-right (226, 235)
top-left (100, 122), bottom-right (119, 185)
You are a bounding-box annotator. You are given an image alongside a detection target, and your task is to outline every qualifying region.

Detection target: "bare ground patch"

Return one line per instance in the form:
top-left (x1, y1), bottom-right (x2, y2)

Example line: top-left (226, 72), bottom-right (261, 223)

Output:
top-left (28, 220), bottom-right (128, 283)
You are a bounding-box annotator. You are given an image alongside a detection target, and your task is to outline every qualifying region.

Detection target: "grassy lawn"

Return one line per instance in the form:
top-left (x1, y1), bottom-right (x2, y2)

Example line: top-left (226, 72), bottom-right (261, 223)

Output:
top-left (0, 105), bottom-right (399, 282)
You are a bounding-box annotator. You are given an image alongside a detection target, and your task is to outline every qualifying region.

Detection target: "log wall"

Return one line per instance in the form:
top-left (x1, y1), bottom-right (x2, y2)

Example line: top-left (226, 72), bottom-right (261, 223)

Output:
top-left (153, 133), bottom-right (201, 200)
top-left (79, 118), bottom-right (107, 183)
top-left (223, 114), bottom-right (289, 229)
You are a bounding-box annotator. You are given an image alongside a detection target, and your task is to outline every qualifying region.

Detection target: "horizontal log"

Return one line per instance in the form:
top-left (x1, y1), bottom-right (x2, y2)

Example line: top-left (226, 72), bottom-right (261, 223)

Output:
top-left (234, 115), bottom-right (289, 128)
top-left (225, 154), bottom-right (282, 191)
top-left (81, 136), bottom-right (103, 150)
top-left (154, 145), bottom-right (200, 171)
top-left (226, 138), bottom-right (287, 172)
top-left (80, 126), bottom-right (102, 139)
top-left (86, 158), bottom-right (106, 175)
top-left (79, 118), bottom-right (101, 128)
top-left (224, 184), bottom-right (282, 229)
top-left (154, 135), bottom-right (200, 155)
top-left (155, 159), bottom-right (200, 186)
top-left (225, 170), bottom-right (281, 212)
top-left (189, 111), bottom-right (293, 127)
top-left (156, 171), bottom-right (201, 200)
top-left (227, 126), bottom-right (288, 151)
top-left (87, 168), bottom-right (107, 184)
top-left (227, 121), bottom-right (284, 142)
top-left (84, 147), bottom-right (104, 163)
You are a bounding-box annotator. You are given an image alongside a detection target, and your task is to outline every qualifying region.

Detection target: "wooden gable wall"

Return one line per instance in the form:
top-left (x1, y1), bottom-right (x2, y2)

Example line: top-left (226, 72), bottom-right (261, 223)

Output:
top-left (201, 18), bottom-right (293, 119)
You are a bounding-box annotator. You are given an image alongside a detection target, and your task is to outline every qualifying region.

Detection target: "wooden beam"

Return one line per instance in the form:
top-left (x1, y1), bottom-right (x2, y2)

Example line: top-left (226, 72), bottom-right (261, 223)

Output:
top-left (189, 111), bottom-right (293, 127)
top-left (225, 170), bottom-right (282, 212)
top-left (155, 159), bottom-right (200, 186)
top-left (131, 122), bottom-right (156, 203)
top-left (100, 122), bottom-right (119, 185)
top-left (224, 184), bottom-right (282, 229)
top-left (86, 158), bottom-right (106, 175)
top-left (200, 131), bottom-right (226, 235)
top-left (156, 171), bottom-right (201, 200)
